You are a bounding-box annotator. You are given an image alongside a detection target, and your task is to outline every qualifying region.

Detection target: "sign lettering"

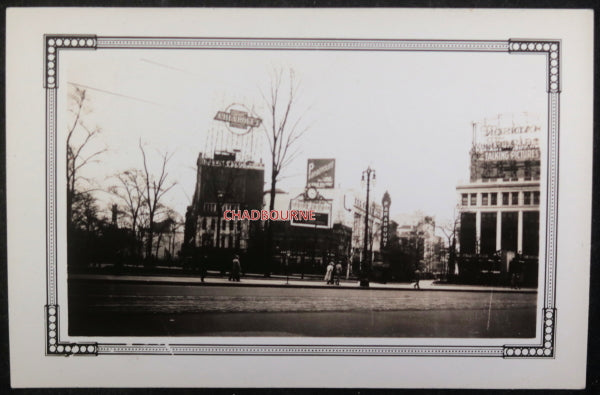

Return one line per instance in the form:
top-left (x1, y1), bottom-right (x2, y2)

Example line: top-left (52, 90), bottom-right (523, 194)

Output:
top-left (307, 159), bottom-right (336, 189)
top-left (290, 197), bottom-right (333, 229)
top-left (214, 105), bottom-right (262, 135)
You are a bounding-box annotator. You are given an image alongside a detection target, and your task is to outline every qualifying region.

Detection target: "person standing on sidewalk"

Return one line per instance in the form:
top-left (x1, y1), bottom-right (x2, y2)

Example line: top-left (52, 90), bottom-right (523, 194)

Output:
top-left (232, 255), bottom-right (242, 282)
top-left (335, 261), bottom-right (343, 285)
top-left (324, 261), bottom-right (334, 285)
top-left (413, 269), bottom-right (421, 290)
top-left (199, 254), bottom-right (208, 283)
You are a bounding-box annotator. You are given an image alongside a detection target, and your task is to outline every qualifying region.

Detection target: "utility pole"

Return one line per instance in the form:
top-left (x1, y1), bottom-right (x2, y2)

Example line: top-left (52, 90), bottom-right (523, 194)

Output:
top-left (360, 166), bottom-right (376, 287)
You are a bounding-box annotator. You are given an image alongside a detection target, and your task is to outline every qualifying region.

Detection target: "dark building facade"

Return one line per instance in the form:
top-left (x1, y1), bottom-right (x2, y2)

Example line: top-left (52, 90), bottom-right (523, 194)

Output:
top-left (456, 113), bottom-right (541, 285)
top-left (183, 151), bottom-right (264, 255)
top-left (270, 221), bottom-right (352, 275)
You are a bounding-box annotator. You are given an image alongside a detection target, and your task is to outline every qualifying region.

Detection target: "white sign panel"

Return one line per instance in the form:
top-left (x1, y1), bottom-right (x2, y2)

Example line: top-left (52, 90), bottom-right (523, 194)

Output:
top-left (289, 198), bottom-right (332, 229)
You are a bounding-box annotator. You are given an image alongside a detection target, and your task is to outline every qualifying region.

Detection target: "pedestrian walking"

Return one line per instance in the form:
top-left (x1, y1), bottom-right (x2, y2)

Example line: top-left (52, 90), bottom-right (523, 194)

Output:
top-left (515, 252), bottom-right (523, 289)
top-left (232, 255), bottom-right (242, 282)
top-left (413, 269), bottom-right (421, 290)
top-left (509, 252), bottom-right (523, 289)
top-left (509, 256), bottom-right (518, 289)
top-left (199, 254), bottom-right (208, 283)
top-left (335, 262), bottom-right (343, 285)
top-left (324, 261), bottom-right (334, 285)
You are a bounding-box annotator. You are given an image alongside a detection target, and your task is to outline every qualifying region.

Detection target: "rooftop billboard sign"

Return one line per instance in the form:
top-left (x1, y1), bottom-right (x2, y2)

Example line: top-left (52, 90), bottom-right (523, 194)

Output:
top-left (472, 113), bottom-right (542, 154)
top-left (306, 158), bottom-right (335, 189)
top-left (214, 104), bottom-right (262, 135)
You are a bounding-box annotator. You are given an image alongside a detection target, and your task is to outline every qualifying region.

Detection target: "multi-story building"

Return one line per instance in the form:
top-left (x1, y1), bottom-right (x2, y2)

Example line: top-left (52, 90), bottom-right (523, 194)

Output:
top-left (183, 151), bottom-right (264, 253)
top-left (351, 194), bottom-right (383, 267)
top-left (456, 113), bottom-right (541, 283)
top-left (395, 212), bottom-right (442, 273)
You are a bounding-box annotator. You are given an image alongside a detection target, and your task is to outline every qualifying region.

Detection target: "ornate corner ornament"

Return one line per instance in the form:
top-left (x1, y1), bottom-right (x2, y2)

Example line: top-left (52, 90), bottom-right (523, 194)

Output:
top-left (44, 36), bottom-right (560, 358)
top-left (46, 305), bottom-right (97, 356)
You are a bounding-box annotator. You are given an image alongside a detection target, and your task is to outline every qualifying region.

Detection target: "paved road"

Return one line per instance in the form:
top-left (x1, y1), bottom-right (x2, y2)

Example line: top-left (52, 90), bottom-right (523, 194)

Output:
top-left (68, 280), bottom-right (537, 338)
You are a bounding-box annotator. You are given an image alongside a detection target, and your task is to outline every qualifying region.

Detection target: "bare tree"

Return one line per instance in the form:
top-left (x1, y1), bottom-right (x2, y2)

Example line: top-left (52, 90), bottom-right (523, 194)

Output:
top-left (109, 168), bottom-right (147, 256)
top-left (153, 208), bottom-right (183, 260)
top-left (138, 140), bottom-right (176, 260)
top-left (261, 68), bottom-right (310, 212)
top-left (66, 87), bottom-right (107, 227)
top-left (438, 207), bottom-right (461, 248)
top-left (437, 207), bottom-right (462, 278)
top-left (71, 191), bottom-right (101, 233)
top-left (260, 67), bottom-right (311, 274)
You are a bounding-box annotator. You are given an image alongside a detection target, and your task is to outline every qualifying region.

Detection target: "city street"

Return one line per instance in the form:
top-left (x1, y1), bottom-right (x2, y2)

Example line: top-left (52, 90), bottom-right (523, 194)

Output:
top-left (68, 277), bottom-right (537, 338)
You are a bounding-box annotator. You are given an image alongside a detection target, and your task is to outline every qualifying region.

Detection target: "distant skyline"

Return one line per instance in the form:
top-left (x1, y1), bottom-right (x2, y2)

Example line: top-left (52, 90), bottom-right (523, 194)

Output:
top-left (61, 47), bottom-right (547, 228)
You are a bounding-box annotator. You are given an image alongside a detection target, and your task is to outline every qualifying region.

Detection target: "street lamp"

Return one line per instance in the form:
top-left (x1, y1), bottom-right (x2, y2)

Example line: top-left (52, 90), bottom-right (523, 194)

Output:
top-left (360, 166), bottom-right (376, 287)
top-left (216, 190), bottom-right (224, 249)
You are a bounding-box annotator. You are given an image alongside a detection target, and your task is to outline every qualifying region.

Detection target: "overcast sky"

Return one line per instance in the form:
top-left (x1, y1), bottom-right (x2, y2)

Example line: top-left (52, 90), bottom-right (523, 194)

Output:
top-left (62, 47), bottom-right (547, 226)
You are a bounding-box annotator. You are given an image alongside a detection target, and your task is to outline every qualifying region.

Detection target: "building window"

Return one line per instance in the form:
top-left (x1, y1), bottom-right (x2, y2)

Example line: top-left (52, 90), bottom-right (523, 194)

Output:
top-left (491, 193), bottom-right (497, 206)
top-left (210, 219), bottom-right (215, 230)
top-left (237, 221), bottom-right (242, 231)
top-left (502, 192), bottom-right (509, 205)
top-left (524, 162), bottom-right (532, 181)
top-left (512, 192), bottom-right (519, 205)
top-left (461, 194), bottom-right (468, 206)
top-left (523, 191), bottom-right (531, 205)
top-left (222, 220), bottom-right (226, 230)
top-left (228, 235), bottom-right (233, 249)
top-left (482, 193), bottom-right (488, 206)
top-left (508, 161), bottom-right (518, 181)
top-left (470, 193), bottom-right (477, 206)
top-left (229, 220), bottom-right (234, 231)
top-left (202, 233), bottom-right (214, 247)
top-left (533, 191), bottom-right (540, 205)
top-left (201, 218), bottom-right (207, 230)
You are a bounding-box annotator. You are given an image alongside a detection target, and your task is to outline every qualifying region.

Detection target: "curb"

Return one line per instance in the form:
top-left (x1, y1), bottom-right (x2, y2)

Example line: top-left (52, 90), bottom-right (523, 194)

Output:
top-left (69, 276), bottom-right (538, 294)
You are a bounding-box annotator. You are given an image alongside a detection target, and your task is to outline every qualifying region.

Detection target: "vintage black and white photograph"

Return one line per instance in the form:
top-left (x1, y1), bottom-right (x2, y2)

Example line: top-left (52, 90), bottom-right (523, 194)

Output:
top-left (62, 44), bottom-right (545, 338)
top-left (6, 8), bottom-right (593, 389)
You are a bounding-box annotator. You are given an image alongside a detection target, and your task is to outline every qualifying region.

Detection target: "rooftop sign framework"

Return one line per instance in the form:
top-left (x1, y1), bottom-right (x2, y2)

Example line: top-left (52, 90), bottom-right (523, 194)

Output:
top-left (214, 104), bottom-right (262, 135)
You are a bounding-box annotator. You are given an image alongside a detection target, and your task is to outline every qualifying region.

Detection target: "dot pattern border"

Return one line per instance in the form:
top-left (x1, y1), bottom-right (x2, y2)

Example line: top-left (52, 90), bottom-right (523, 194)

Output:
top-left (45, 305), bottom-right (98, 357)
top-left (43, 36), bottom-right (560, 358)
top-left (96, 38), bottom-right (509, 52)
top-left (44, 35), bottom-right (97, 89)
top-left (508, 40), bottom-right (560, 93)
top-left (503, 308), bottom-right (555, 358)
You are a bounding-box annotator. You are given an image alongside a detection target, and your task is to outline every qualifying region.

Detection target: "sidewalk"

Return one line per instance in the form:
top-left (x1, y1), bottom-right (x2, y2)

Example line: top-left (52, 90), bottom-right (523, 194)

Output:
top-left (70, 272), bottom-right (537, 293)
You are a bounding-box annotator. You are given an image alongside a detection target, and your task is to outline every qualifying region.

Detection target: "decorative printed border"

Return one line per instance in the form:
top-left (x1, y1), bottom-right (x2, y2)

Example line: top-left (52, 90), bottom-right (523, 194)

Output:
top-left (44, 36), bottom-right (560, 358)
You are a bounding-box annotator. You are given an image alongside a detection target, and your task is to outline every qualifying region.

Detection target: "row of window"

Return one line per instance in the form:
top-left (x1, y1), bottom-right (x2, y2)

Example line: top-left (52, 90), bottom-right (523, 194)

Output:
top-left (481, 173), bottom-right (541, 182)
top-left (200, 233), bottom-right (241, 249)
top-left (203, 203), bottom-right (241, 213)
top-left (461, 191), bottom-right (540, 207)
top-left (478, 161), bottom-right (541, 182)
top-left (200, 218), bottom-right (243, 231)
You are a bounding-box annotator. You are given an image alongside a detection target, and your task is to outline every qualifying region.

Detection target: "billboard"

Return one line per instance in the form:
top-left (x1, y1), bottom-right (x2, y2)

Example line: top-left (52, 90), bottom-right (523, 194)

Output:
top-left (306, 158), bottom-right (335, 189)
top-left (214, 104), bottom-right (262, 136)
top-left (289, 197), bottom-right (332, 229)
top-left (472, 113), bottom-right (542, 162)
top-left (473, 113), bottom-right (540, 147)
top-left (482, 148), bottom-right (541, 162)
